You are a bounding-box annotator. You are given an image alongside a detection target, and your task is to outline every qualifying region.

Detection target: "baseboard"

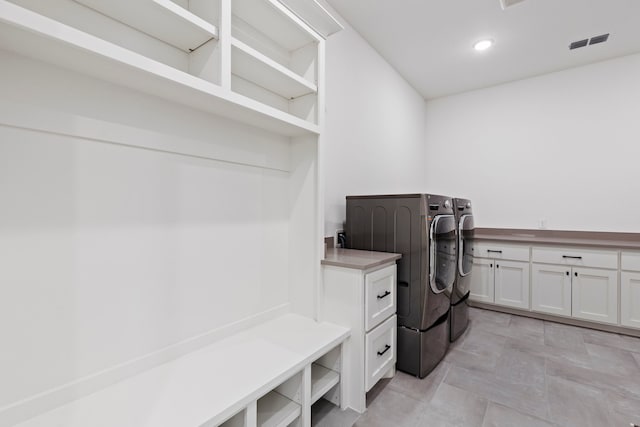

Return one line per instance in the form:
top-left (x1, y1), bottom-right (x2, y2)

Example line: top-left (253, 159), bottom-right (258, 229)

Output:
top-left (0, 303), bottom-right (290, 427)
top-left (468, 301), bottom-right (640, 338)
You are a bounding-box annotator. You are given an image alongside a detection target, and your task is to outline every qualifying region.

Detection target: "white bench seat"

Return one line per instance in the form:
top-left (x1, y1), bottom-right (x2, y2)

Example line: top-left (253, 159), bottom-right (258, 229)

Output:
top-left (15, 314), bottom-right (350, 427)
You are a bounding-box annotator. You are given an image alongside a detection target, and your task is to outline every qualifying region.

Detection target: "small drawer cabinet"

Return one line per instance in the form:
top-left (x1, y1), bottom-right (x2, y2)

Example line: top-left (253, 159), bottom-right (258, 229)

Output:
top-left (320, 249), bottom-right (401, 414)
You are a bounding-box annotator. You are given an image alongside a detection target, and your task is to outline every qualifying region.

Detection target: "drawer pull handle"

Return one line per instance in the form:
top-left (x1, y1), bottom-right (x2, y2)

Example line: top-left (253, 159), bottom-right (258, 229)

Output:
top-left (377, 344), bottom-right (391, 356)
top-left (562, 255), bottom-right (583, 259)
top-left (487, 250), bottom-right (503, 253)
top-left (377, 291), bottom-right (391, 300)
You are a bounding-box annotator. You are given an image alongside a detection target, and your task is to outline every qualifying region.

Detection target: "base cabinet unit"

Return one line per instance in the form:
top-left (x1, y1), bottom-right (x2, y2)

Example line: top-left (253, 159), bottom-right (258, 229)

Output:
top-left (470, 258), bottom-right (494, 303)
top-left (531, 247), bottom-right (619, 325)
top-left (621, 251), bottom-right (640, 329)
top-left (470, 243), bottom-right (530, 309)
top-left (531, 264), bottom-right (572, 316)
top-left (320, 255), bottom-right (400, 414)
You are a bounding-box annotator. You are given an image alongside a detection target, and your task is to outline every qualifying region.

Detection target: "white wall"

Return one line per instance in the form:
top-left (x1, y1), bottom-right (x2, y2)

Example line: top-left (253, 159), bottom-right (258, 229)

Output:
top-left (323, 21), bottom-right (427, 237)
top-left (0, 51), bottom-right (294, 422)
top-left (424, 53), bottom-right (640, 232)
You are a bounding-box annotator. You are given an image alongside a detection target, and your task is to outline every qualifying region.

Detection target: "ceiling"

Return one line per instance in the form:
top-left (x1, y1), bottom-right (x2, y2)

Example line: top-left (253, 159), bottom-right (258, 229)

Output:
top-left (325, 0), bottom-right (640, 99)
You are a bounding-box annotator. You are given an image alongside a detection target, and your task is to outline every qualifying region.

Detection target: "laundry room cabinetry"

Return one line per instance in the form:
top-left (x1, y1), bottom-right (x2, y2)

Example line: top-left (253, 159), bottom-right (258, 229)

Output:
top-left (621, 252), bottom-right (640, 329)
top-left (531, 247), bottom-right (618, 324)
top-left (320, 249), bottom-right (401, 414)
top-left (0, 0), bottom-right (339, 135)
top-left (470, 243), bottom-right (530, 309)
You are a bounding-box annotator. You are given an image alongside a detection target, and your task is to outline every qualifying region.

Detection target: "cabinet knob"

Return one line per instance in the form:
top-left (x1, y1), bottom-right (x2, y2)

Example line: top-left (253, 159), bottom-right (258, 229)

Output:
top-left (496, 264), bottom-right (500, 268)
top-left (566, 271), bottom-right (569, 276)
top-left (490, 263), bottom-right (493, 268)
top-left (575, 271), bottom-right (578, 277)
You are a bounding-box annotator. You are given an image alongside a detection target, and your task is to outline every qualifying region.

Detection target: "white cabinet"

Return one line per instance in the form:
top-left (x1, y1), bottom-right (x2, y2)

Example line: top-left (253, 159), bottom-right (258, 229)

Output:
top-left (470, 258), bottom-right (494, 303)
top-left (494, 260), bottom-right (530, 309)
top-left (572, 267), bottom-right (618, 324)
top-left (470, 243), bottom-right (530, 309)
top-left (531, 264), bottom-right (572, 316)
top-left (621, 251), bottom-right (640, 329)
top-left (532, 247), bottom-right (619, 325)
top-left (321, 261), bottom-right (398, 413)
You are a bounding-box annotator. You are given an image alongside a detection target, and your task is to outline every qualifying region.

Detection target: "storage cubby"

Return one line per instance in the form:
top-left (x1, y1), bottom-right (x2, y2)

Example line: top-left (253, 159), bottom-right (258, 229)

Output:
top-left (218, 408), bottom-right (249, 427)
top-left (257, 391), bottom-right (301, 427)
top-left (8, 0), bottom-right (222, 84)
top-left (231, 0), bottom-right (319, 124)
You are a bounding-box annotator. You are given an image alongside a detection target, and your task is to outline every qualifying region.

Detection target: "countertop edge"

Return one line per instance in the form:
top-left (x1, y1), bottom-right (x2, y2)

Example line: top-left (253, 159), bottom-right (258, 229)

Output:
top-left (474, 228), bottom-right (640, 250)
top-left (321, 248), bottom-right (402, 270)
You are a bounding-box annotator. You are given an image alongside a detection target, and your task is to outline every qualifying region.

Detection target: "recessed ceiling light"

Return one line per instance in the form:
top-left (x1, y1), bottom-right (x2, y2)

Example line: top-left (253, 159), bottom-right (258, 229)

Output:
top-left (473, 39), bottom-right (494, 51)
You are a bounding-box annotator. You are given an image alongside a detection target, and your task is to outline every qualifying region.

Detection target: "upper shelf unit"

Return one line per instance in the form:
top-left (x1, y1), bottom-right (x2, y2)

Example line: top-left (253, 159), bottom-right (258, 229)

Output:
top-left (0, 0), bottom-right (332, 136)
top-left (231, 0), bottom-right (321, 125)
top-left (278, 0), bottom-right (342, 38)
top-left (73, 0), bottom-right (218, 52)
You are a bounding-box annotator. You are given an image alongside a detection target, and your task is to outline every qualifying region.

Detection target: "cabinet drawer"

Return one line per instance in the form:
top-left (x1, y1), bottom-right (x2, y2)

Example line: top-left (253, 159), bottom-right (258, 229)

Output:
top-left (532, 247), bottom-right (617, 269)
top-left (472, 242), bottom-right (530, 262)
top-left (365, 264), bottom-right (397, 332)
top-left (365, 315), bottom-right (396, 392)
top-left (622, 252), bottom-right (640, 272)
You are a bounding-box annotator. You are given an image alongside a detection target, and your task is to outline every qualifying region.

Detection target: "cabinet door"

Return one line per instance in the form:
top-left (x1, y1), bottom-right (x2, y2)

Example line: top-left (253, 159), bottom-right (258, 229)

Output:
top-left (470, 258), bottom-right (494, 303)
top-left (364, 264), bottom-right (397, 332)
top-left (494, 260), bottom-right (530, 309)
top-left (531, 264), bottom-right (571, 316)
top-left (621, 272), bottom-right (640, 329)
top-left (572, 267), bottom-right (618, 324)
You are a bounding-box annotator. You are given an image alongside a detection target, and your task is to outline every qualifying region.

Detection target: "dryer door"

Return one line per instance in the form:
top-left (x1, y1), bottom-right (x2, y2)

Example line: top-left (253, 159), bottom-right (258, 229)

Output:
top-left (458, 214), bottom-right (475, 277)
top-left (429, 214), bottom-right (457, 294)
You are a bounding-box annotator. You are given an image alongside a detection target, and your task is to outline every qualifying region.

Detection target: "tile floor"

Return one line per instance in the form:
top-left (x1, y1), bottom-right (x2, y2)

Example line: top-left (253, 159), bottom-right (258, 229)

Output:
top-left (311, 307), bottom-right (640, 427)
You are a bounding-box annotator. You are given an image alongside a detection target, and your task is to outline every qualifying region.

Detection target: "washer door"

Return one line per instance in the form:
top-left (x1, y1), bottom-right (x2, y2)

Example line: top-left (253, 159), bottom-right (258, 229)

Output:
top-left (429, 214), bottom-right (457, 293)
top-left (458, 214), bottom-right (475, 277)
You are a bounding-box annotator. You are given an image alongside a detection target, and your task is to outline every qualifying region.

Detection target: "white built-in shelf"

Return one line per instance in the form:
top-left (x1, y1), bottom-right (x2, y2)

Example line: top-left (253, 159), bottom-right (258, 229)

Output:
top-left (73, 0), bottom-right (218, 52)
top-left (233, 0), bottom-right (320, 53)
top-left (0, 0), bottom-right (319, 137)
top-left (278, 0), bottom-right (343, 38)
top-left (12, 314), bottom-right (349, 427)
top-left (310, 363), bottom-right (340, 405)
top-left (231, 37), bottom-right (317, 99)
top-left (257, 391), bottom-right (301, 427)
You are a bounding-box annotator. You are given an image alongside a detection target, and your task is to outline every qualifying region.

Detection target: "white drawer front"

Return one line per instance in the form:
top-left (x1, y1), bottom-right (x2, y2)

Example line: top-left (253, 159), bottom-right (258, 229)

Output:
top-left (622, 252), bottom-right (640, 272)
top-left (365, 264), bottom-right (397, 332)
top-left (532, 247), bottom-right (617, 270)
top-left (472, 242), bottom-right (530, 262)
top-left (365, 315), bottom-right (396, 392)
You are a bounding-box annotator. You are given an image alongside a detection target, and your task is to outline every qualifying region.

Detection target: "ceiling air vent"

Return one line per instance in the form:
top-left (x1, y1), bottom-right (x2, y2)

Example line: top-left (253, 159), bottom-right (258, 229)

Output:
top-left (589, 33), bottom-right (610, 45)
top-left (569, 33), bottom-right (610, 50)
top-left (570, 39), bottom-right (589, 50)
top-left (499, 0), bottom-right (527, 9)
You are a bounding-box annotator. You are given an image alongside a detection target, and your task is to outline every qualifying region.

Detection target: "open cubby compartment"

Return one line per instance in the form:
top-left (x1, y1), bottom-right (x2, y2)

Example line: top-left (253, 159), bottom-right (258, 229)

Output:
top-left (217, 406), bottom-right (253, 427)
top-left (8, 0), bottom-right (222, 84)
top-left (311, 345), bottom-right (341, 406)
top-left (231, 0), bottom-right (319, 124)
top-left (259, 372), bottom-right (303, 427)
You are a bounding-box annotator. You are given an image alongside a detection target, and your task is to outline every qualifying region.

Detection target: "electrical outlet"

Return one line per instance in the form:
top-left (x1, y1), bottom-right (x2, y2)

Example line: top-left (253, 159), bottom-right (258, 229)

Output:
top-left (336, 230), bottom-right (346, 248)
